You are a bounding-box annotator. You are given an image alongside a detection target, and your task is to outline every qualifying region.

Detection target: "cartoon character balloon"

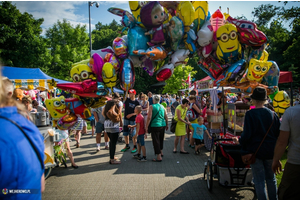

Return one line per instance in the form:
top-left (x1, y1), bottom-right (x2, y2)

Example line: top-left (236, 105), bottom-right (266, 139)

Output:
top-left (113, 37), bottom-right (128, 59)
top-left (192, 1), bottom-right (209, 33)
top-left (119, 58), bottom-right (135, 93)
top-left (45, 96), bottom-right (68, 127)
top-left (273, 91), bottom-right (290, 117)
top-left (216, 23), bottom-right (241, 64)
top-left (168, 16), bottom-right (184, 51)
top-left (246, 58), bottom-right (272, 82)
top-left (102, 62), bottom-right (117, 92)
top-left (133, 46), bottom-right (167, 61)
top-left (70, 64), bottom-right (95, 82)
top-left (140, 1), bottom-right (169, 46)
top-left (89, 53), bottom-right (104, 82)
top-left (104, 53), bottom-right (120, 71)
top-left (128, 26), bottom-right (150, 56)
top-left (197, 20), bottom-right (213, 57)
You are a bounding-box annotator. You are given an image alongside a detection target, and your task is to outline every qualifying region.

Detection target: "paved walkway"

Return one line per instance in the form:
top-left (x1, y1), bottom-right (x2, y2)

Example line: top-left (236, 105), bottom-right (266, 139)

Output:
top-left (41, 117), bottom-right (256, 200)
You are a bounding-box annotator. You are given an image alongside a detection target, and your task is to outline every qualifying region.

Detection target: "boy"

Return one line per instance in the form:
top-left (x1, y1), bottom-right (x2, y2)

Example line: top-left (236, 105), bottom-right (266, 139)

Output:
top-left (191, 116), bottom-right (212, 155)
top-left (128, 106), bottom-right (147, 161)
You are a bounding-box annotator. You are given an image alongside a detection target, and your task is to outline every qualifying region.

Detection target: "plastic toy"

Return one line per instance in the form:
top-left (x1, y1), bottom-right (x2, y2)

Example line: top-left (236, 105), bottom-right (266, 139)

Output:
top-left (273, 91), bottom-right (290, 117)
top-left (210, 9), bottom-right (225, 33)
top-left (216, 23), bottom-right (241, 64)
top-left (141, 58), bottom-right (155, 76)
top-left (261, 61), bottom-right (280, 87)
top-left (176, 1), bottom-right (195, 33)
top-left (246, 58), bottom-right (272, 82)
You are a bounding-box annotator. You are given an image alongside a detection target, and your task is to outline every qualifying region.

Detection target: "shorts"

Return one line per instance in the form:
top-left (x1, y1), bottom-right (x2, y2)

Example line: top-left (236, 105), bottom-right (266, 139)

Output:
top-left (83, 120), bottom-right (87, 127)
top-left (195, 139), bottom-right (204, 145)
top-left (90, 119), bottom-right (95, 127)
top-left (137, 134), bottom-right (145, 146)
top-left (123, 119), bottom-right (136, 137)
top-left (96, 122), bottom-right (104, 134)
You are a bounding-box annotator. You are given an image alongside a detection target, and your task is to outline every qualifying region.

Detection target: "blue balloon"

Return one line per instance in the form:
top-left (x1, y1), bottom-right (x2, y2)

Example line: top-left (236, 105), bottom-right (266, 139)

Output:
top-left (128, 26), bottom-right (150, 56)
top-left (119, 58), bottom-right (135, 91)
top-left (223, 59), bottom-right (247, 84)
top-left (261, 61), bottom-right (280, 87)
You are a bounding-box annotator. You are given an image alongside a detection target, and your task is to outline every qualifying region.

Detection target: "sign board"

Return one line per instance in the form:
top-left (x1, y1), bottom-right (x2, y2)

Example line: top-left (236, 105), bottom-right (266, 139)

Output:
top-left (198, 79), bottom-right (213, 90)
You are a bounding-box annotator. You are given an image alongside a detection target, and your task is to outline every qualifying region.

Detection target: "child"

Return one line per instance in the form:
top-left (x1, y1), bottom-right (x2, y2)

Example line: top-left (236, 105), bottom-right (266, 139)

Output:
top-left (191, 116), bottom-right (212, 155)
top-left (128, 106), bottom-right (147, 162)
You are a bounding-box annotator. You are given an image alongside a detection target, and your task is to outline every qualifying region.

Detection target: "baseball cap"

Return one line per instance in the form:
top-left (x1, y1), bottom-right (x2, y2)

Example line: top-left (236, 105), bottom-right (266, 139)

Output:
top-left (129, 89), bottom-right (136, 95)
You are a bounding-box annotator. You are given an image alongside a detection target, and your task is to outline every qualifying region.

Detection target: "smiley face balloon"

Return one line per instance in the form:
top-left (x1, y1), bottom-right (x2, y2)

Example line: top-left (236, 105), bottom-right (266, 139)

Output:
top-left (246, 58), bottom-right (272, 82)
top-left (216, 23), bottom-right (241, 64)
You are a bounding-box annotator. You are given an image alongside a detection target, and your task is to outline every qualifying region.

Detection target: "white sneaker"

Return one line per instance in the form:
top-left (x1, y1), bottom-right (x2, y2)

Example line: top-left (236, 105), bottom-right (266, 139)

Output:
top-left (96, 147), bottom-right (100, 151)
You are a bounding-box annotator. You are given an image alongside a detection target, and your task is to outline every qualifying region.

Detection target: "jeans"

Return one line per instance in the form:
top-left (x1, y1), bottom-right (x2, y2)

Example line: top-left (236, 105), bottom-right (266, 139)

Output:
top-left (106, 132), bottom-right (119, 159)
top-left (251, 158), bottom-right (278, 200)
top-left (123, 119), bottom-right (136, 136)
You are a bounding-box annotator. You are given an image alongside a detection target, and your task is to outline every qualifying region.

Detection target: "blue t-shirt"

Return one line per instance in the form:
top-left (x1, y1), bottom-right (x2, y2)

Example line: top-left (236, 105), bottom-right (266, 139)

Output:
top-left (191, 123), bottom-right (207, 140)
top-left (0, 107), bottom-right (44, 200)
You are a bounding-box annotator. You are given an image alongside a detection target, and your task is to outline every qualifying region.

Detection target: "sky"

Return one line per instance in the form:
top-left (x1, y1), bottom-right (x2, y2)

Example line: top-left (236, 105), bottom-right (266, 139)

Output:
top-left (12, 1), bottom-right (299, 34)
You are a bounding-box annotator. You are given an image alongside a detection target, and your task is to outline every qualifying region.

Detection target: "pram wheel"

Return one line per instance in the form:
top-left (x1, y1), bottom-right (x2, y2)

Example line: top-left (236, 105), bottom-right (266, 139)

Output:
top-left (206, 160), bottom-right (213, 191)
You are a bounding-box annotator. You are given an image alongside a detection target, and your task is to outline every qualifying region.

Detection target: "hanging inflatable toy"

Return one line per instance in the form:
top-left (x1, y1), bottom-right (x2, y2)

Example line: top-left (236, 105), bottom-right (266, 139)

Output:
top-left (140, 1), bottom-right (169, 47)
top-left (112, 37), bottom-right (128, 59)
top-left (159, 1), bottom-right (179, 17)
top-left (273, 91), bottom-right (290, 118)
top-left (210, 9), bottom-right (225, 35)
top-left (91, 47), bottom-right (114, 60)
top-left (70, 64), bottom-right (96, 82)
top-left (218, 59), bottom-right (247, 86)
top-left (246, 58), bottom-right (272, 82)
top-left (104, 53), bottom-right (120, 71)
top-left (65, 98), bottom-right (92, 119)
top-left (128, 26), bottom-right (150, 56)
top-left (197, 20), bottom-right (214, 57)
top-left (156, 63), bottom-right (174, 82)
top-left (141, 58), bottom-right (155, 76)
top-left (216, 23), bottom-right (241, 64)
top-left (102, 62), bottom-right (117, 92)
top-left (133, 46), bottom-right (167, 61)
top-left (119, 58), bottom-right (135, 94)
top-left (261, 61), bottom-right (280, 100)
top-left (167, 16), bottom-right (184, 51)
top-left (108, 7), bottom-right (136, 32)
top-left (78, 96), bottom-right (108, 109)
top-left (191, 1), bottom-right (209, 33)
top-left (226, 16), bottom-right (267, 48)
top-left (56, 113), bottom-right (78, 130)
top-left (129, 1), bottom-right (147, 28)
top-left (259, 50), bottom-right (269, 61)
top-left (89, 53), bottom-right (104, 82)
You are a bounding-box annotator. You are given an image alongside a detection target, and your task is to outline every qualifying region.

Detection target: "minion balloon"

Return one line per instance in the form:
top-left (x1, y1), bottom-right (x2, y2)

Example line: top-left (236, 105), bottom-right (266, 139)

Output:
top-left (102, 62), bottom-right (117, 93)
top-left (216, 23), bottom-right (241, 64)
top-left (273, 91), bottom-right (290, 117)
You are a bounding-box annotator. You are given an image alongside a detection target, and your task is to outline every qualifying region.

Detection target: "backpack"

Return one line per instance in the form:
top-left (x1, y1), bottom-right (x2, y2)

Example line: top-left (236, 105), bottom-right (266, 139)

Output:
top-left (187, 104), bottom-right (197, 121)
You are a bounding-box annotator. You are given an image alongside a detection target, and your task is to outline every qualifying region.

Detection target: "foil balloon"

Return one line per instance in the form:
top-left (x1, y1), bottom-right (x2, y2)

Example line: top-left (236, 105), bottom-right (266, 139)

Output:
top-left (91, 47), bottom-right (114, 59)
top-left (216, 23), bottom-right (241, 64)
top-left (57, 114), bottom-right (78, 130)
top-left (70, 64), bottom-right (95, 82)
top-left (176, 1), bottom-right (195, 33)
top-left (273, 91), bottom-right (290, 117)
top-left (108, 8), bottom-right (136, 32)
top-left (197, 20), bottom-right (213, 57)
top-left (119, 58), bottom-right (135, 92)
top-left (65, 98), bottom-right (92, 119)
top-left (79, 96), bottom-right (108, 108)
top-left (183, 29), bottom-right (197, 54)
top-left (113, 37), bottom-right (128, 59)
top-left (133, 46), bottom-right (167, 61)
top-left (156, 63), bottom-right (174, 82)
top-left (259, 50), bottom-right (269, 61)
top-left (129, 55), bottom-right (143, 67)
top-left (191, 1), bottom-right (209, 33)
top-left (246, 58), bottom-right (272, 82)
top-left (171, 49), bottom-right (190, 66)
top-left (210, 9), bottom-right (225, 34)
top-left (128, 26), bottom-right (150, 56)
top-left (45, 96), bottom-right (68, 127)
top-left (159, 1), bottom-right (179, 17)
top-left (168, 16), bottom-right (184, 51)
top-left (141, 58), bottom-right (155, 76)
top-left (104, 53), bottom-right (120, 71)
top-left (218, 59), bottom-right (247, 85)
top-left (102, 62), bottom-right (117, 92)
top-left (227, 16), bottom-right (267, 48)
top-left (198, 55), bottom-right (230, 80)
top-left (90, 53), bottom-right (104, 82)
top-left (56, 80), bottom-right (108, 98)
top-left (261, 61), bottom-right (280, 88)
top-left (129, 1), bottom-right (146, 28)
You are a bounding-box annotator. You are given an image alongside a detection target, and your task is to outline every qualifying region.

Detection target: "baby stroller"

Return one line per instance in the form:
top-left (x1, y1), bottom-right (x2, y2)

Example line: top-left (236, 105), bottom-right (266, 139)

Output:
top-left (204, 133), bottom-right (253, 191)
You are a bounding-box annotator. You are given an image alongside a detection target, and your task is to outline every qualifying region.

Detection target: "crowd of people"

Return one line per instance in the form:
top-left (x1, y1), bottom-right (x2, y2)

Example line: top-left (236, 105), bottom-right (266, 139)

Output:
top-left (1, 70), bottom-right (299, 200)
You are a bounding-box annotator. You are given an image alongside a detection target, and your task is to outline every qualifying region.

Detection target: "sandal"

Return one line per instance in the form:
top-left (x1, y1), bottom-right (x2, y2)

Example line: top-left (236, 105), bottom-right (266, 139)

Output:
top-left (105, 146), bottom-right (109, 150)
top-left (152, 159), bottom-right (162, 162)
top-left (109, 160), bottom-right (121, 164)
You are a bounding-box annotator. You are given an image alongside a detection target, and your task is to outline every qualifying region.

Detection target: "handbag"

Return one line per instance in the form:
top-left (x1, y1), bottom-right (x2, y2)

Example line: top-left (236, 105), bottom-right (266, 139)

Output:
top-left (148, 105), bottom-right (161, 133)
top-left (170, 108), bottom-right (187, 133)
top-left (241, 112), bottom-right (274, 165)
top-left (187, 103), bottom-right (197, 121)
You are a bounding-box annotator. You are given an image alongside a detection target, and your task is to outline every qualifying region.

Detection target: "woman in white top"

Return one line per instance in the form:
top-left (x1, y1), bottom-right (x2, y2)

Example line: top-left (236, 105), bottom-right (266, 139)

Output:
top-left (140, 94), bottom-right (149, 130)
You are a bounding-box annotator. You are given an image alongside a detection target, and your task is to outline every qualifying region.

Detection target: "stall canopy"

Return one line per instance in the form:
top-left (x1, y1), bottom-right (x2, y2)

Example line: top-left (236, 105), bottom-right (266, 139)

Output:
top-left (1, 66), bottom-right (70, 90)
top-left (279, 71), bottom-right (293, 83)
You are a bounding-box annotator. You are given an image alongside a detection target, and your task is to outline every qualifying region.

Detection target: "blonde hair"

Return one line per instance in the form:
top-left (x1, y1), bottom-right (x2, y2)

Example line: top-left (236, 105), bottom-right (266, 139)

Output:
top-left (142, 94), bottom-right (148, 101)
top-left (2, 78), bottom-right (14, 97)
top-left (135, 105), bottom-right (142, 113)
top-left (198, 116), bottom-right (204, 122)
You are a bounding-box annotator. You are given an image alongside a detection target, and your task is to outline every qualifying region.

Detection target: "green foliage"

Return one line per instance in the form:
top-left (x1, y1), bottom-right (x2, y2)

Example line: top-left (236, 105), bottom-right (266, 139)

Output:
top-left (133, 67), bottom-right (159, 94)
top-left (0, 1), bottom-right (49, 68)
top-left (45, 19), bottom-right (89, 80)
top-left (162, 65), bottom-right (196, 94)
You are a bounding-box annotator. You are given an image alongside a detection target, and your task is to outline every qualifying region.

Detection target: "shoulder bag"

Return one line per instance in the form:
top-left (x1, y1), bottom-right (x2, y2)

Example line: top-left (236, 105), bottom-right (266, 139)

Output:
top-left (148, 104), bottom-right (161, 133)
top-left (170, 108), bottom-right (187, 133)
top-left (242, 112), bottom-right (274, 165)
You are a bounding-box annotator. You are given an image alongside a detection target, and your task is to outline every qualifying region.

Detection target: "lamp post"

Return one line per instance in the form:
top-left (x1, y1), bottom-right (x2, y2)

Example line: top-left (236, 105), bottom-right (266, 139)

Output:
top-left (88, 1), bottom-right (99, 57)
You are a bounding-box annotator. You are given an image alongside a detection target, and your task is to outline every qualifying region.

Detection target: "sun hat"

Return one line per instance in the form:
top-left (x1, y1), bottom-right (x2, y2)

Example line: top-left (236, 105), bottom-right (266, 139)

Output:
top-left (250, 87), bottom-right (267, 101)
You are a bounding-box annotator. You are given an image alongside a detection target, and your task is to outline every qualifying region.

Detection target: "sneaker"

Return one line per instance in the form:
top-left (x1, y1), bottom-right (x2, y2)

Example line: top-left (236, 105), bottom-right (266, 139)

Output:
top-left (133, 154), bottom-right (141, 159)
top-left (194, 151), bottom-right (199, 155)
top-left (138, 157), bottom-right (147, 162)
top-left (185, 138), bottom-right (189, 142)
top-left (121, 146), bottom-right (130, 152)
top-left (131, 148), bottom-right (137, 153)
top-left (96, 147), bottom-right (100, 152)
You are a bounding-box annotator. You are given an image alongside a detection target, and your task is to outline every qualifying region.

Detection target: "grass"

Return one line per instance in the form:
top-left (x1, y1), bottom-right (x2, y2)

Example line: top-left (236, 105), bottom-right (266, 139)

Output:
top-left (276, 150), bottom-right (287, 186)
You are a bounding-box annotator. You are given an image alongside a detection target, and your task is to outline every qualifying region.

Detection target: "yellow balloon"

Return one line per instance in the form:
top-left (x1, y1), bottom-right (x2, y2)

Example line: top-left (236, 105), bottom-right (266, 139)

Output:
top-left (247, 58), bottom-right (272, 82)
top-left (191, 1), bottom-right (208, 32)
top-left (273, 91), bottom-right (290, 117)
top-left (176, 1), bottom-right (195, 32)
top-left (259, 50), bottom-right (269, 61)
top-left (129, 1), bottom-right (147, 28)
top-left (102, 62), bottom-right (117, 89)
top-left (70, 64), bottom-right (95, 82)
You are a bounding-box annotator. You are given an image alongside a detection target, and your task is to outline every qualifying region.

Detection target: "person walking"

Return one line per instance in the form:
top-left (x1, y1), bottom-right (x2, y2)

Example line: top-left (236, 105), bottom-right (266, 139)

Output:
top-left (173, 98), bottom-right (191, 154)
top-left (146, 95), bottom-right (168, 162)
top-left (122, 89), bottom-right (140, 153)
top-left (103, 100), bottom-right (123, 164)
top-left (148, 92), bottom-right (153, 105)
top-left (171, 97), bottom-right (180, 116)
top-left (92, 105), bottom-right (107, 151)
top-left (140, 94), bottom-right (149, 131)
top-left (232, 87), bottom-right (280, 200)
top-left (272, 102), bottom-right (300, 200)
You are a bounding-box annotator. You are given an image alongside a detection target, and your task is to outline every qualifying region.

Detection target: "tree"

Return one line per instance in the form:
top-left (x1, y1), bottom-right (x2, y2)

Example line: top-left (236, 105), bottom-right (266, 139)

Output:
top-left (162, 65), bottom-right (196, 94)
top-left (45, 19), bottom-right (89, 80)
top-left (0, 1), bottom-right (49, 68)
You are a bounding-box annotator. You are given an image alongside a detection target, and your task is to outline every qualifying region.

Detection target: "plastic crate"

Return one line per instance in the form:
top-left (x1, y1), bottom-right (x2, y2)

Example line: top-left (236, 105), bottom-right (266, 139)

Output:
top-left (218, 166), bottom-right (253, 187)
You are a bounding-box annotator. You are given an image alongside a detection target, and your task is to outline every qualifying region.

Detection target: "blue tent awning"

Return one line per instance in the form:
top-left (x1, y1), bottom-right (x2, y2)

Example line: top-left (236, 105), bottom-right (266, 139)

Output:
top-left (1, 66), bottom-right (70, 84)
